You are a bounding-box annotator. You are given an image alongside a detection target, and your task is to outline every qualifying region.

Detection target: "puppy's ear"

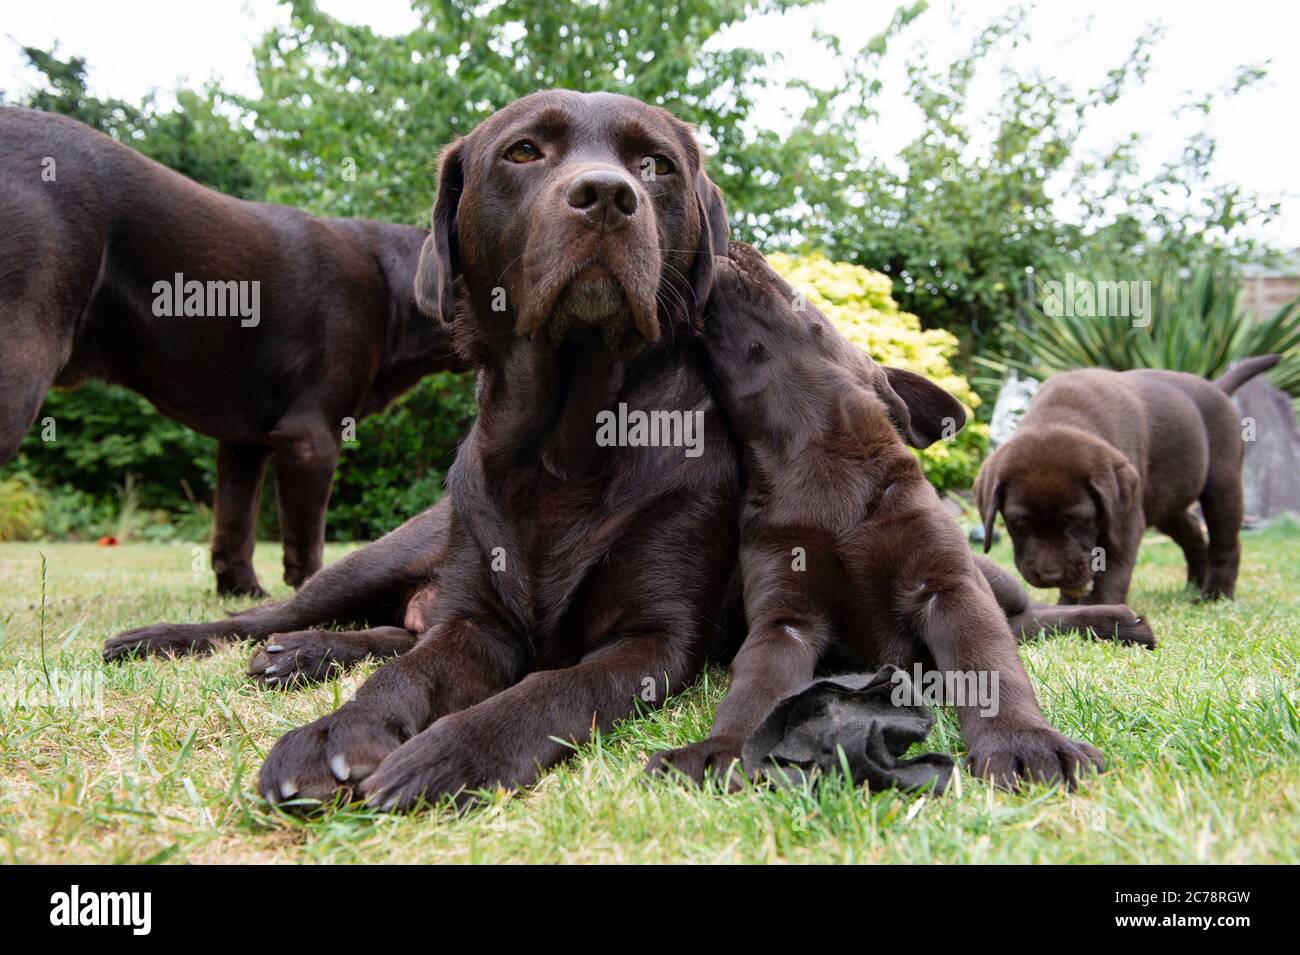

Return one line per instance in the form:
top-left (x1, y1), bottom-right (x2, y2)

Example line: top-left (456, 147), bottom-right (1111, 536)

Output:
top-left (874, 366), bottom-right (966, 449)
top-left (687, 171), bottom-right (729, 328)
top-left (972, 452), bottom-right (1004, 554)
top-left (1088, 454), bottom-right (1140, 546)
top-left (415, 139), bottom-right (465, 325)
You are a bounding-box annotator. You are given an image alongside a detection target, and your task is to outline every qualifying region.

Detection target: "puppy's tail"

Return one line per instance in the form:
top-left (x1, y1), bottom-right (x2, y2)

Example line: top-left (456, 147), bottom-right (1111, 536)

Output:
top-left (1214, 354), bottom-right (1280, 394)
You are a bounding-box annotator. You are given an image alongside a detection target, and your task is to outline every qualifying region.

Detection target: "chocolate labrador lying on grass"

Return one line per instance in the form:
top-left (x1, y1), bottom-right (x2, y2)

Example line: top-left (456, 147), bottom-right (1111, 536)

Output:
top-left (974, 357), bottom-right (1279, 605)
top-left (0, 107), bottom-right (463, 596)
top-left (647, 244), bottom-right (1140, 789)
top-left (179, 88), bottom-right (739, 810)
top-left (105, 92), bottom-right (1144, 807)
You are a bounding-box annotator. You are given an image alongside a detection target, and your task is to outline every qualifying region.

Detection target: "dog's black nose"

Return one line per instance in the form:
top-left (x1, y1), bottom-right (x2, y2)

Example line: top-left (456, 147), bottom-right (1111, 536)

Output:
top-left (566, 170), bottom-right (638, 229)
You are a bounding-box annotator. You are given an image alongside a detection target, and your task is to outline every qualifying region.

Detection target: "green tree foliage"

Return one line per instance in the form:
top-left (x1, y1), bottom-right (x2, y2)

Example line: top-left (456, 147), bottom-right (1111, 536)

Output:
top-left (1, 2), bottom-right (1285, 537)
top-left (241, 0), bottom-right (810, 224)
top-left (760, 5), bottom-right (1279, 358)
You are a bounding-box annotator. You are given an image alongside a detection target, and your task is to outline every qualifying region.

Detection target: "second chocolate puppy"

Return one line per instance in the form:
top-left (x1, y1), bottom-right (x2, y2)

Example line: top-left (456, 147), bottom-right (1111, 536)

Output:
top-left (649, 244), bottom-right (1106, 790)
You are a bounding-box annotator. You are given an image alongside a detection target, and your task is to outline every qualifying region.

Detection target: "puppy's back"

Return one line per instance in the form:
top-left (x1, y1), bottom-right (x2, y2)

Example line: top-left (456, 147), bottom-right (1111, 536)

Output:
top-left (1025, 367), bottom-right (1236, 471)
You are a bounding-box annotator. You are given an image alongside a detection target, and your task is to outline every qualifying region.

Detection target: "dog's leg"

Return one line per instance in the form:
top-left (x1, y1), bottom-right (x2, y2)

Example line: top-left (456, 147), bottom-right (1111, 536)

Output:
top-left (1009, 603), bottom-right (1155, 648)
top-left (1086, 512), bottom-right (1143, 605)
top-left (0, 325), bottom-right (64, 465)
top-left (645, 619), bottom-right (826, 787)
top-left (247, 625), bottom-right (418, 686)
top-left (211, 441), bottom-right (273, 597)
top-left (1199, 474), bottom-right (1243, 600)
top-left (257, 619), bottom-right (528, 805)
top-left (916, 574), bottom-right (1104, 789)
top-left (270, 417), bottom-right (341, 589)
top-left (1157, 510), bottom-right (1208, 592)
top-left (978, 554), bottom-right (1154, 647)
top-left (973, 554), bottom-right (1030, 616)
top-left (358, 631), bottom-right (701, 811)
top-left (104, 502), bottom-right (448, 660)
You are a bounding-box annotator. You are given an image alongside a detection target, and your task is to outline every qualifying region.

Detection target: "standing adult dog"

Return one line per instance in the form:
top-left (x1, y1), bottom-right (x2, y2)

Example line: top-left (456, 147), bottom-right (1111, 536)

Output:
top-left (0, 108), bottom-right (463, 595)
top-left (974, 358), bottom-right (1279, 604)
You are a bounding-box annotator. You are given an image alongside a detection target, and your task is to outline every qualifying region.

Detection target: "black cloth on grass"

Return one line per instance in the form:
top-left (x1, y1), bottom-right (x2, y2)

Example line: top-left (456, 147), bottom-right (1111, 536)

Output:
top-left (741, 665), bottom-right (954, 793)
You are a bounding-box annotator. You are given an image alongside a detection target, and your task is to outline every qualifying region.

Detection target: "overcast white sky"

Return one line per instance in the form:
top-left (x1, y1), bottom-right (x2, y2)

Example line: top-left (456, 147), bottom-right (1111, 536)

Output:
top-left (3, 0), bottom-right (1296, 246)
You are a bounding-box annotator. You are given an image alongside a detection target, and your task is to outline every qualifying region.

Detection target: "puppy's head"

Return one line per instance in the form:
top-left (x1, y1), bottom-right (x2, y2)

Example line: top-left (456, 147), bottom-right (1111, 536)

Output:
top-left (705, 244), bottom-right (966, 451)
top-left (415, 90), bottom-right (728, 357)
top-left (974, 427), bottom-right (1138, 595)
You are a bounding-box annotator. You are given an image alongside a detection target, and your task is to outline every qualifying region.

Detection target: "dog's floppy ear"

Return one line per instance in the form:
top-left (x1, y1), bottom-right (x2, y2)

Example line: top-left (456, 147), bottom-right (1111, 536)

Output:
top-left (687, 171), bottom-right (729, 328)
top-left (972, 452), bottom-right (1004, 554)
top-left (874, 366), bottom-right (966, 449)
top-left (1088, 454), bottom-right (1140, 547)
top-left (414, 139), bottom-right (465, 325)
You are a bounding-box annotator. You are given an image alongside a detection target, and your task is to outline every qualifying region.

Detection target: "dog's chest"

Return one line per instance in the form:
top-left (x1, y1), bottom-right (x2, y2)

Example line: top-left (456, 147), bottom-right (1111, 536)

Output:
top-left (468, 464), bottom-right (648, 653)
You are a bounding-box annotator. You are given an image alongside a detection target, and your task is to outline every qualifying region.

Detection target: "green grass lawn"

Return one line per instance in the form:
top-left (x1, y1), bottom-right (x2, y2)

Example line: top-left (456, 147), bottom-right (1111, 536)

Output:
top-left (1, 521), bottom-right (1298, 864)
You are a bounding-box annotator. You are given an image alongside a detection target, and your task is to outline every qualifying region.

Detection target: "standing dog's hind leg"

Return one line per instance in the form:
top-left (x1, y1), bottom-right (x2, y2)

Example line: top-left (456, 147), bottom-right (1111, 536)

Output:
top-left (212, 441), bottom-right (273, 597)
top-left (271, 418), bottom-right (341, 589)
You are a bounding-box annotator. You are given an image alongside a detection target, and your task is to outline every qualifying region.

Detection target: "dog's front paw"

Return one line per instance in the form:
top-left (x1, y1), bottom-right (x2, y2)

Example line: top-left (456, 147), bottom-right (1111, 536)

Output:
top-left (248, 630), bottom-right (343, 686)
top-left (359, 716), bottom-right (509, 812)
top-left (103, 623), bottom-right (217, 662)
top-left (1115, 615), bottom-right (1156, 649)
top-left (645, 736), bottom-right (746, 789)
top-left (967, 727), bottom-right (1104, 791)
top-left (258, 707), bottom-right (404, 809)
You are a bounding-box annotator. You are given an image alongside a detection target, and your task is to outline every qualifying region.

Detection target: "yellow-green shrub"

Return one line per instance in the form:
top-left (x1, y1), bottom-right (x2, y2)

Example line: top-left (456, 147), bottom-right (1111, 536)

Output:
top-left (767, 252), bottom-right (988, 491)
top-left (0, 475), bottom-right (45, 541)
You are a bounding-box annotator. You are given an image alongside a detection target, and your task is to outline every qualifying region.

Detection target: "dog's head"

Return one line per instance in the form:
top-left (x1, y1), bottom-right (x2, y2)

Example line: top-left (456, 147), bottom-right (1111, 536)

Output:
top-left (974, 426), bottom-right (1138, 595)
top-left (705, 244), bottom-right (967, 452)
top-left (414, 90), bottom-right (728, 358)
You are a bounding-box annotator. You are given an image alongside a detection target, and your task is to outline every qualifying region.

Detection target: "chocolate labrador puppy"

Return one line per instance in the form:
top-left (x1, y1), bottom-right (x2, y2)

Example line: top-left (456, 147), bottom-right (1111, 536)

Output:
top-left (974, 357), bottom-right (1279, 604)
top-left (0, 107), bottom-right (463, 596)
top-left (648, 244), bottom-right (1114, 789)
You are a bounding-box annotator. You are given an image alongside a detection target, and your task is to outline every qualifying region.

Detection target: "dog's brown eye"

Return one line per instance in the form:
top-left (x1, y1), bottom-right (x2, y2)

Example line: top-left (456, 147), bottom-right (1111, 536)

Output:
top-left (652, 155), bottom-right (674, 175)
top-left (505, 141), bottom-right (541, 164)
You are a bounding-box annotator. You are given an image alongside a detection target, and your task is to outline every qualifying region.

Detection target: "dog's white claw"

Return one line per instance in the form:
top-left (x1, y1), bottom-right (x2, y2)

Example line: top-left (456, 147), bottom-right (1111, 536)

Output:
top-left (329, 754), bottom-right (351, 782)
top-left (266, 644), bottom-right (285, 653)
top-left (279, 779), bottom-right (299, 800)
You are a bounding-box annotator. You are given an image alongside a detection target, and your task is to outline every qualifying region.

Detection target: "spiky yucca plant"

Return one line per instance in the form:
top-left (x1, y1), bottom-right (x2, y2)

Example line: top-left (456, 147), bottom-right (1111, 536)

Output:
top-left (978, 266), bottom-right (1300, 398)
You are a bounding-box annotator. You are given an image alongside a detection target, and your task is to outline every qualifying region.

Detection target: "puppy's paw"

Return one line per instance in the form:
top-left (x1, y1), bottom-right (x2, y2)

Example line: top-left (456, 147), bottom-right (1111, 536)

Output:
top-left (645, 736), bottom-right (746, 790)
top-left (258, 708), bottom-right (404, 810)
top-left (359, 716), bottom-right (505, 813)
top-left (248, 630), bottom-right (344, 687)
top-left (1116, 615), bottom-right (1156, 649)
top-left (403, 582), bottom-right (440, 633)
top-left (103, 624), bottom-right (216, 662)
top-left (967, 727), bottom-right (1104, 791)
